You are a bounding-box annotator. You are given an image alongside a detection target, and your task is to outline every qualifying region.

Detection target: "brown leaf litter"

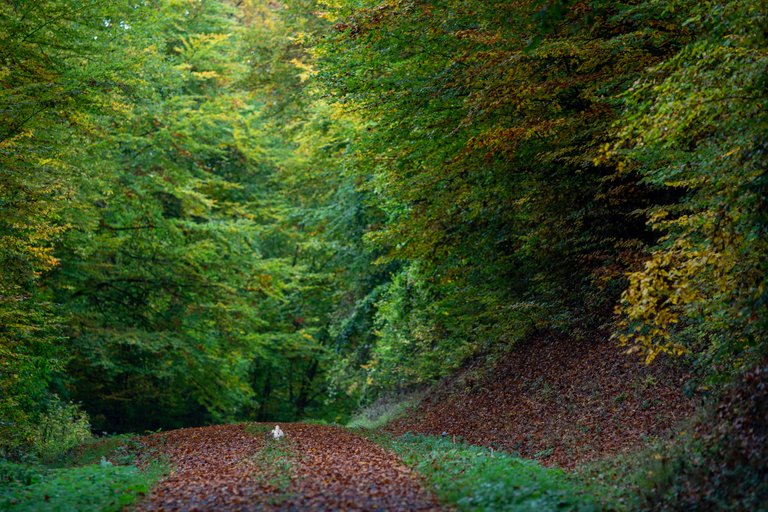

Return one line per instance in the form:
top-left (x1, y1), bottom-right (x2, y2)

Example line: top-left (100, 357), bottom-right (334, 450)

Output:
top-left (387, 331), bottom-right (696, 468)
top-left (135, 423), bottom-right (442, 511)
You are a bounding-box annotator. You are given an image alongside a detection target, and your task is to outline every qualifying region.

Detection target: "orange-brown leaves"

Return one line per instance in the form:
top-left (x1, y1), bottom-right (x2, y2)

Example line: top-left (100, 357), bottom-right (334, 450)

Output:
top-left (387, 331), bottom-right (695, 469)
top-left (135, 423), bottom-right (443, 511)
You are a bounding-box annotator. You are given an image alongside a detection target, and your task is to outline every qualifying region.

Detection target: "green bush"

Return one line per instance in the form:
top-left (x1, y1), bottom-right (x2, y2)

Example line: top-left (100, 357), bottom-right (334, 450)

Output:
top-left (0, 461), bottom-right (43, 486)
top-left (0, 397), bottom-right (91, 463)
top-left (1, 433), bottom-right (166, 512)
top-left (32, 401), bottom-right (91, 462)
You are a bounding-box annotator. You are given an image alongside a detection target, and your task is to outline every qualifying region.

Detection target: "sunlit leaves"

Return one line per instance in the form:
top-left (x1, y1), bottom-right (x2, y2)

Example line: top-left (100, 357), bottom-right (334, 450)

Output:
top-left (610, 0), bottom-right (767, 369)
top-left (0, 0), bottom-right (156, 455)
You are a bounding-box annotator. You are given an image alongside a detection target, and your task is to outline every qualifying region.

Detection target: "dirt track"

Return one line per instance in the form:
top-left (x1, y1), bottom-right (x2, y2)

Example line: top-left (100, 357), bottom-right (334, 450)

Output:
top-left (135, 423), bottom-right (442, 511)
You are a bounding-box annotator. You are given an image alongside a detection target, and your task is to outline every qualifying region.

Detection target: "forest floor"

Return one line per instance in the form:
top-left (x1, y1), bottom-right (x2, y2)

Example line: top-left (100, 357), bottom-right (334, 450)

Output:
top-left (126, 332), bottom-right (696, 511)
top-left (1, 333), bottom-right (698, 511)
top-left (133, 423), bottom-right (442, 511)
top-left (387, 331), bottom-right (696, 468)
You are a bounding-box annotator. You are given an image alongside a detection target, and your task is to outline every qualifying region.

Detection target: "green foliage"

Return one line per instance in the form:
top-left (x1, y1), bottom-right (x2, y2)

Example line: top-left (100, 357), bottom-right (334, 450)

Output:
top-left (609, 0), bottom-right (768, 370)
top-left (1, 432), bottom-right (165, 511)
top-left (50, 0), bottom-right (271, 431)
top-left (3, 0), bottom-right (766, 475)
top-left (31, 401), bottom-right (91, 463)
top-left (0, 0), bottom-right (145, 458)
top-left (375, 433), bottom-right (599, 511)
top-left (309, 0), bottom-right (693, 392)
top-left (0, 0), bottom-right (342, 432)
top-left (0, 0), bottom-right (355, 448)
top-left (0, 460), bottom-right (165, 512)
top-left (0, 396), bottom-right (90, 463)
top-left (367, 264), bottom-right (480, 390)
top-left (303, 0), bottom-right (768, 397)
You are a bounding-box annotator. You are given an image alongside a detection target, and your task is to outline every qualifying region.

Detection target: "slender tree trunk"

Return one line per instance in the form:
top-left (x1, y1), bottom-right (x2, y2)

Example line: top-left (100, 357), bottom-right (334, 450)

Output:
top-left (258, 370), bottom-right (272, 421)
top-left (296, 358), bottom-right (319, 418)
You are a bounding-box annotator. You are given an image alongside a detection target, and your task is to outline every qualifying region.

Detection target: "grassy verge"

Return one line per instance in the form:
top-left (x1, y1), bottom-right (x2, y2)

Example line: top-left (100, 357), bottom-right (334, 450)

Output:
top-left (574, 434), bottom-right (692, 511)
top-left (346, 391), bottom-right (423, 430)
top-left (367, 432), bottom-right (602, 511)
top-left (245, 424), bottom-right (299, 504)
top-left (0, 436), bottom-right (166, 511)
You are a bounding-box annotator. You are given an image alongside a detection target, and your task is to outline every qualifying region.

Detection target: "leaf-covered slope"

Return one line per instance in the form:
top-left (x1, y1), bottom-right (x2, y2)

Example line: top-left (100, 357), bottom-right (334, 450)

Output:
top-left (387, 332), bottom-right (695, 468)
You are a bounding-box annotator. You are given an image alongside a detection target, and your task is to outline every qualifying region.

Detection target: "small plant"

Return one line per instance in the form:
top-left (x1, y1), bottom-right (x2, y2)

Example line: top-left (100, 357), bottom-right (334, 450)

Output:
top-left (33, 400), bottom-right (91, 462)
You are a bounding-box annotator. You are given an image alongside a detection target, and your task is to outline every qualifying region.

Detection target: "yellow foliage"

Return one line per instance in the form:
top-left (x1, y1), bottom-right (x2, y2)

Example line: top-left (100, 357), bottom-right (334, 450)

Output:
top-left (192, 70), bottom-right (221, 80)
top-left (617, 208), bottom-right (745, 362)
top-left (290, 57), bottom-right (314, 82)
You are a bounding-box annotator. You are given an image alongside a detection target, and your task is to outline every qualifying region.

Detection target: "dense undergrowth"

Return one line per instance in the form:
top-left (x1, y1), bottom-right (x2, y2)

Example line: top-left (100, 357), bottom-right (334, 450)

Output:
top-left (578, 369), bottom-right (768, 512)
top-left (0, 436), bottom-right (165, 511)
top-left (644, 359), bottom-right (768, 511)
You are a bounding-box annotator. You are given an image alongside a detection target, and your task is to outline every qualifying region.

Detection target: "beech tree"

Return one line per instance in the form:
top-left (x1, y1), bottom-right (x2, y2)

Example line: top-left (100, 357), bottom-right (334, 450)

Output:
top-left (1, 0), bottom-right (765, 457)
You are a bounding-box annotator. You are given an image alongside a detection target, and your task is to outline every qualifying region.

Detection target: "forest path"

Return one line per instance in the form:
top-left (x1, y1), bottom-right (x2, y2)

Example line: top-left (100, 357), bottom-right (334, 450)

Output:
top-left (135, 423), bottom-right (442, 511)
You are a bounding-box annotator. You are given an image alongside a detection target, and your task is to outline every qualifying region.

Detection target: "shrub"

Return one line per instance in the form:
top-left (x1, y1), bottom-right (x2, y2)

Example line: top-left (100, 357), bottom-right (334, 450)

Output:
top-left (32, 400), bottom-right (91, 462)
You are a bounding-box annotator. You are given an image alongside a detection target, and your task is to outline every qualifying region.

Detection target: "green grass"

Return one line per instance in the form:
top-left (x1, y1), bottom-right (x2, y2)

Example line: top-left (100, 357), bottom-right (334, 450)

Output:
top-left (0, 436), bottom-right (166, 511)
top-left (370, 432), bottom-right (602, 511)
top-left (245, 424), bottom-right (298, 504)
top-left (48, 435), bottom-right (141, 467)
top-left (574, 426), bottom-right (706, 511)
top-left (0, 461), bottom-right (165, 511)
top-left (346, 392), bottom-right (422, 430)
